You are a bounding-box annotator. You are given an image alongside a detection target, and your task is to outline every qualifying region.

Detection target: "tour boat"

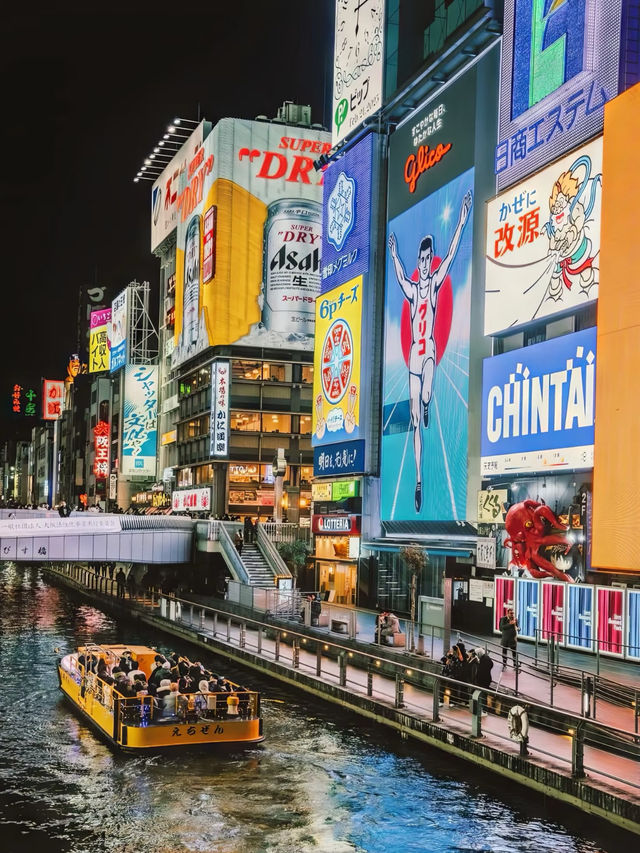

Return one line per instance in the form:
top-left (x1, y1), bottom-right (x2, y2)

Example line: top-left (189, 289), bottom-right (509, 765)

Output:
top-left (57, 643), bottom-right (264, 751)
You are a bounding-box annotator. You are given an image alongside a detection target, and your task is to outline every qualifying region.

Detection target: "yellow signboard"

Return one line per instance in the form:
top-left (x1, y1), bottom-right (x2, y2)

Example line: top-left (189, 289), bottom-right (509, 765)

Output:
top-left (89, 309), bottom-right (111, 373)
top-left (312, 275), bottom-right (362, 446)
top-left (312, 482), bottom-right (333, 501)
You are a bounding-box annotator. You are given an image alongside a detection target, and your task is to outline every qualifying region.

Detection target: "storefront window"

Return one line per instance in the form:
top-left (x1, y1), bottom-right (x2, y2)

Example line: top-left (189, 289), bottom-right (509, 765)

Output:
top-left (301, 365), bottom-right (313, 383)
top-left (195, 464), bottom-right (213, 484)
top-left (299, 415), bottom-right (312, 435)
top-left (178, 467), bottom-right (193, 488)
top-left (263, 413), bottom-right (291, 433)
top-left (229, 464), bottom-right (260, 484)
top-left (233, 360), bottom-right (262, 381)
top-left (300, 466), bottom-right (313, 485)
top-left (262, 363), bottom-right (290, 382)
top-left (230, 411), bottom-right (261, 431)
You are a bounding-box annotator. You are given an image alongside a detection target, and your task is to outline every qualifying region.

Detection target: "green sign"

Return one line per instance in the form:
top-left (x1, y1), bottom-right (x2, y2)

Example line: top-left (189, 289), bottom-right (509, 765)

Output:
top-left (331, 480), bottom-right (359, 501)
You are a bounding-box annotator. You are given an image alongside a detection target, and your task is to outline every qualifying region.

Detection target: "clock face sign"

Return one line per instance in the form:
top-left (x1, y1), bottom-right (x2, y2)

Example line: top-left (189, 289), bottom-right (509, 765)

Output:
top-left (333, 0), bottom-right (385, 145)
top-left (321, 318), bottom-right (353, 404)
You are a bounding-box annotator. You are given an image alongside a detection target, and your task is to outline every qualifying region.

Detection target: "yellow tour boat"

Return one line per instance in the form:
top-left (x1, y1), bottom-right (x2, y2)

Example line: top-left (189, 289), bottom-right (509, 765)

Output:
top-left (57, 643), bottom-right (264, 751)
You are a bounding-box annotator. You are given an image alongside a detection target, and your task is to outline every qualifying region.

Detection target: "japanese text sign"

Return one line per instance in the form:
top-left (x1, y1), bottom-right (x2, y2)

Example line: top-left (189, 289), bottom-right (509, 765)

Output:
top-left (93, 420), bottom-right (110, 479)
top-left (210, 361), bottom-right (230, 458)
top-left (42, 380), bottom-right (64, 421)
top-left (486, 137), bottom-right (602, 335)
top-left (314, 439), bottom-right (365, 477)
top-left (121, 365), bottom-right (158, 477)
top-left (89, 308), bottom-right (111, 373)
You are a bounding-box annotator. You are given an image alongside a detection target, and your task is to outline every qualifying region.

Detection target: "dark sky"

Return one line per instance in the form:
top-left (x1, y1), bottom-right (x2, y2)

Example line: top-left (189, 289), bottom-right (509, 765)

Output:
top-left (0, 2), bottom-right (333, 438)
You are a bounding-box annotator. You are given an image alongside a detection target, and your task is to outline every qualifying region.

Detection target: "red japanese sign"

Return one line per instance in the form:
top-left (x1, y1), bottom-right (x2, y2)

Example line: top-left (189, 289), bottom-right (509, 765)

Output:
top-left (42, 380), bottom-right (64, 421)
top-left (93, 420), bottom-right (110, 479)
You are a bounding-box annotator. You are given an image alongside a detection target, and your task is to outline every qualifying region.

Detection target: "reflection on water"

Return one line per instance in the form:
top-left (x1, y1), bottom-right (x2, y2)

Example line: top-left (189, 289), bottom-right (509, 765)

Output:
top-left (0, 563), bottom-right (631, 852)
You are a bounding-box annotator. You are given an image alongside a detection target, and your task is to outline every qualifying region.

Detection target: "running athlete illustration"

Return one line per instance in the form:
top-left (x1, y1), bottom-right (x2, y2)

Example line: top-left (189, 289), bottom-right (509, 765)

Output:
top-left (388, 190), bottom-right (472, 512)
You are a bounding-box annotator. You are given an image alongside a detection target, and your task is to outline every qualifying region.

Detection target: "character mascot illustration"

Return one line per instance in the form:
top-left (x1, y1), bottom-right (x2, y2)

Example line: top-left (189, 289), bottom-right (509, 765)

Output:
top-left (544, 156), bottom-right (599, 300)
top-left (504, 499), bottom-right (575, 581)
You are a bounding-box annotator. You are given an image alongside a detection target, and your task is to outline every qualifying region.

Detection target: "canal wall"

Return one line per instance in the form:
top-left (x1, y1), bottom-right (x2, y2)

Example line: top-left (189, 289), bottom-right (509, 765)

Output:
top-left (44, 567), bottom-right (640, 836)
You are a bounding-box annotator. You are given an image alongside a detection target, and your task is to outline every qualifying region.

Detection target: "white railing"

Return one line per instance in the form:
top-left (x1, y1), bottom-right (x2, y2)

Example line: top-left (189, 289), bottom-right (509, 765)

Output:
top-left (217, 524), bottom-right (251, 585)
top-left (256, 524), bottom-right (292, 579)
top-left (261, 522), bottom-right (310, 544)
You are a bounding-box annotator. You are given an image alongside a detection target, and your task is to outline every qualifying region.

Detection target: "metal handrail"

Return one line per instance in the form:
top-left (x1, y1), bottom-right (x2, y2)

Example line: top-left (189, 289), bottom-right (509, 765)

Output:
top-left (256, 523), bottom-right (292, 579)
top-left (218, 523), bottom-right (251, 585)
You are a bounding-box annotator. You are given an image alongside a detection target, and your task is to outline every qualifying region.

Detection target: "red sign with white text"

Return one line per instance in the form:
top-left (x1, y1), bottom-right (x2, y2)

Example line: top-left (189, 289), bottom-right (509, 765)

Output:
top-left (42, 380), bottom-right (64, 421)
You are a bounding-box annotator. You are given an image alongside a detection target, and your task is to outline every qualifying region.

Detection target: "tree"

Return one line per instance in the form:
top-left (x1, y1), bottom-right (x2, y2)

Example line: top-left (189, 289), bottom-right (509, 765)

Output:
top-left (276, 540), bottom-right (311, 579)
top-left (400, 544), bottom-right (429, 652)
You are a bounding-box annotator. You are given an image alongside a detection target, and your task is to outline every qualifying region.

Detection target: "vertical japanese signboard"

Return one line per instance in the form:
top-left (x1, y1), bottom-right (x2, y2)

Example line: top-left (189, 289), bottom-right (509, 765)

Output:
top-left (42, 380), bottom-right (64, 421)
top-left (332, 0), bottom-right (385, 145)
top-left (89, 308), bottom-right (112, 373)
top-left (109, 289), bottom-right (128, 373)
top-left (93, 420), bottom-right (110, 479)
top-left (496, 1), bottom-right (625, 189)
top-left (10, 384), bottom-right (38, 417)
top-left (121, 365), bottom-right (158, 477)
top-left (210, 361), bottom-right (229, 458)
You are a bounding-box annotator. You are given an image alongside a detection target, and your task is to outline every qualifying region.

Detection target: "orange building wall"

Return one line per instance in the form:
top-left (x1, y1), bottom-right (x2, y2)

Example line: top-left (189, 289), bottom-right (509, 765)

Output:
top-left (592, 82), bottom-right (640, 571)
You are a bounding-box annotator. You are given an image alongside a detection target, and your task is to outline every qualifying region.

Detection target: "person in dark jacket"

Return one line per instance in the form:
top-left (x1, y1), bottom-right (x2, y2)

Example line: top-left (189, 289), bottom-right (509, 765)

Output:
top-left (499, 608), bottom-right (519, 669)
top-left (115, 568), bottom-right (127, 598)
top-left (475, 648), bottom-right (494, 689)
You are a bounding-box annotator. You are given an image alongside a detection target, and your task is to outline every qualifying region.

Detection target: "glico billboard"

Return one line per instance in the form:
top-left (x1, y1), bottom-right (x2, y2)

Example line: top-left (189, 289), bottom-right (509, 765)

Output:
top-left (171, 119), bottom-right (331, 370)
top-left (496, 1), bottom-right (630, 189)
top-left (381, 68), bottom-right (478, 522)
top-left (480, 327), bottom-right (596, 476)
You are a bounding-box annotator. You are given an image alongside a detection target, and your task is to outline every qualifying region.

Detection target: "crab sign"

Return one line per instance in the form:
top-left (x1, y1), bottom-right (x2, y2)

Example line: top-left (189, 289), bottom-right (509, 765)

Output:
top-left (504, 499), bottom-right (573, 581)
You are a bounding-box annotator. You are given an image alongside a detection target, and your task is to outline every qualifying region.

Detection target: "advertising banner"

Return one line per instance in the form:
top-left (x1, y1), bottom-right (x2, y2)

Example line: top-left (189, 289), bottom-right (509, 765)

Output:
top-left (516, 578), bottom-right (539, 639)
top-left (494, 576), bottom-right (515, 633)
top-left (93, 420), bottom-right (110, 479)
top-left (109, 288), bottom-right (128, 373)
top-left (627, 589), bottom-right (640, 661)
top-left (312, 514), bottom-right (360, 535)
top-left (313, 276), bottom-right (362, 447)
top-left (312, 482), bottom-right (333, 501)
top-left (42, 380), bottom-right (64, 421)
top-left (596, 586), bottom-right (624, 657)
top-left (486, 138), bottom-right (602, 335)
top-left (89, 308), bottom-right (111, 373)
top-left (10, 384), bottom-right (37, 417)
top-left (541, 580), bottom-right (565, 642)
top-left (382, 69), bottom-right (478, 522)
top-left (332, 0), bottom-right (385, 146)
top-left (210, 361), bottom-right (230, 458)
top-left (321, 133), bottom-right (373, 293)
top-left (314, 439), bottom-right (365, 478)
top-left (566, 583), bottom-right (594, 650)
top-left (172, 488), bottom-right (211, 512)
top-left (121, 365), bottom-right (158, 477)
top-left (481, 327), bottom-right (596, 476)
top-left (151, 122), bottom-right (206, 252)
top-left (477, 489), bottom-right (508, 524)
top-left (171, 119), bottom-right (330, 370)
top-left (496, 1), bottom-right (624, 189)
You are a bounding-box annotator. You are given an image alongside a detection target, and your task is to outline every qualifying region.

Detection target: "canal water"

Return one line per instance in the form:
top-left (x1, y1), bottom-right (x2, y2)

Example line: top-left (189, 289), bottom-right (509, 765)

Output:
top-left (0, 563), bottom-right (631, 853)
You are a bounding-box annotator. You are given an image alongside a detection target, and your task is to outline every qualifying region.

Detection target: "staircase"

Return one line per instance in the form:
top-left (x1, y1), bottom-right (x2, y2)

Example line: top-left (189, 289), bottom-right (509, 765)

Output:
top-left (241, 543), bottom-right (277, 587)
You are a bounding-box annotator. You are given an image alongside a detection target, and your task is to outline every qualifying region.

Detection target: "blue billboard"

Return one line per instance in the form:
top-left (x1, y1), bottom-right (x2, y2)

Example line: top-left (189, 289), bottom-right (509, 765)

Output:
top-left (517, 578), bottom-right (539, 640)
top-left (381, 168), bottom-right (474, 520)
top-left (481, 327), bottom-right (596, 476)
top-left (314, 439), bottom-right (365, 478)
top-left (321, 132), bottom-right (373, 294)
top-left (566, 584), bottom-right (594, 650)
top-left (496, 1), bottom-right (627, 189)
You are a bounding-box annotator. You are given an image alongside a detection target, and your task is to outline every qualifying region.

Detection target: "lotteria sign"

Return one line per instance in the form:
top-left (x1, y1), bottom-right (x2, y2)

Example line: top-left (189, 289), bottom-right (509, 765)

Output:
top-left (481, 328), bottom-right (596, 475)
top-left (312, 514), bottom-right (360, 535)
top-left (496, 1), bottom-right (625, 189)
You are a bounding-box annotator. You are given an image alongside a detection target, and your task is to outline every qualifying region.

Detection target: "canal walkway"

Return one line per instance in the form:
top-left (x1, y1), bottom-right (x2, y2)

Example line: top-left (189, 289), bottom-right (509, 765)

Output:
top-left (44, 564), bottom-right (640, 836)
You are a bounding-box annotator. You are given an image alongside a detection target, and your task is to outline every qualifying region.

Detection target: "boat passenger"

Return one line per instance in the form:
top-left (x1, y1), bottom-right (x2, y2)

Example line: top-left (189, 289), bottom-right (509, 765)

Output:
top-left (148, 660), bottom-right (171, 694)
top-left (195, 680), bottom-right (211, 716)
top-left (217, 677), bottom-right (232, 692)
top-left (154, 679), bottom-right (177, 720)
top-left (97, 660), bottom-right (114, 685)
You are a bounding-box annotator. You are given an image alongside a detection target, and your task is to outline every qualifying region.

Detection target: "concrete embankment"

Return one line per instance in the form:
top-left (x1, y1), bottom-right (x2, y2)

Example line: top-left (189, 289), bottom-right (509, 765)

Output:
top-left (44, 566), bottom-right (640, 836)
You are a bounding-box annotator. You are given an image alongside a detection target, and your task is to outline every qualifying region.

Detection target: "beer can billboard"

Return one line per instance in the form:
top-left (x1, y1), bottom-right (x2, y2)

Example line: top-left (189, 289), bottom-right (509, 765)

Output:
top-left (171, 118), bottom-right (331, 370)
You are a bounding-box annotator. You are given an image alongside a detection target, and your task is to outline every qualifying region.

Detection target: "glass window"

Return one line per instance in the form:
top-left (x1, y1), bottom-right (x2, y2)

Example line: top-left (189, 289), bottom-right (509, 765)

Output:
top-left (299, 415), bottom-right (312, 435)
top-left (233, 360), bottom-right (262, 381)
top-left (301, 365), bottom-right (313, 383)
top-left (230, 411), bottom-right (261, 431)
top-left (262, 363), bottom-right (290, 382)
top-left (262, 384), bottom-right (292, 411)
top-left (229, 463), bottom-right (260, 483)
top-left (300, 466), bottom-right (313, 485)
top-left (195, 464), bottom-right (213, 484)
top-left (263, 413), bottom-right (291, 433)
top-left (178, 467), bottom-right (193, 487)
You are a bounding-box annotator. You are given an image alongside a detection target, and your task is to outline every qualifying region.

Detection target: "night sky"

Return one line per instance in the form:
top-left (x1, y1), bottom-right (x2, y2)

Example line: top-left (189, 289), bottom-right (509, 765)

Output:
top-left (0, 3), bottom-right (333, 438)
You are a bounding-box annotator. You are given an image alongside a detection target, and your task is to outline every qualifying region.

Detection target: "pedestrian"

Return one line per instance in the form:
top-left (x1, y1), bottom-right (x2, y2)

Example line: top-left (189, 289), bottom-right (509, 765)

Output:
top-left (127, 572), bottom-right (137, 600)
top-left (244, 516), bottom-right (253, 544)
top-left (499, 607), bottom-right (519, 669)
top-left (234, 529), bottom-right (243, 556)
top-left (375, 611), bottom-right (388, 644)
top-left (57, 500), bottom-right (71, 518)
top-left (115, 567), bottom-right (127, 599)
top-left (475, 648), bottom-right (494, 689)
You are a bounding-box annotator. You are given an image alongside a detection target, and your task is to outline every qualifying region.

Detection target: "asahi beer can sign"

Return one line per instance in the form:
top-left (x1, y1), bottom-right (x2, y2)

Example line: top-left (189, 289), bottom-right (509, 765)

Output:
top-left (261, 200), bottom-right (321, 335)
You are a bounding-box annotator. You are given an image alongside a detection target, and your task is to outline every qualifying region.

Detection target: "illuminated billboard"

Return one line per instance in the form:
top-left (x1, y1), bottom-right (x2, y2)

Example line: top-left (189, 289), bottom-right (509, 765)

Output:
top-left (151, 122), bottom-right (206, 252)
top-left (321, 132), bottom-right (373, 294)
top-left (210, 361), bottom-right (230, 458)
top-left (485, 137), bottom-right (602, 336)
top-left (496, 1), bottom-right (624, 189)
top-left (313, 276), bottom-right (362, 448)
top-left (93, 420), bottom-right (110, 479)
top-left (121, 365), bottom-right (158, 477)
top-left (381, 69), bottom-right (478, 521)
top-left (332, 0), bottom-right (385, 146)
top-left (480, 327), bottom-right (596, 476)
top-left (109, 288), bottom-right (128, 373)
top-left (42, 380), bottom-right (64, 421)
top-left (171, 119), bottom-right (331, 370)
top-left (89, 308), bottom-right (111, 373)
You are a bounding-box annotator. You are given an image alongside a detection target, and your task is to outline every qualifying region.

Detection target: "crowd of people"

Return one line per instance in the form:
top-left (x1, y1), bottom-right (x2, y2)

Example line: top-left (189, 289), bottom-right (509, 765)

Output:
top-left (440, 643), bottom-right (494, 709)
top-left (78, 650), bottom-right (253, 722)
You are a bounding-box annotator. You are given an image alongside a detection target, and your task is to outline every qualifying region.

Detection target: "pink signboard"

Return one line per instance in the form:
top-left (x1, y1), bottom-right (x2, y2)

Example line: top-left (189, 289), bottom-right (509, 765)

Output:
top-left (596, 587), bottom-right (624, 656)
top-left (494, 577), bottom-right (515, 633)
top-left (541, 582), bottom-right (565, 643)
